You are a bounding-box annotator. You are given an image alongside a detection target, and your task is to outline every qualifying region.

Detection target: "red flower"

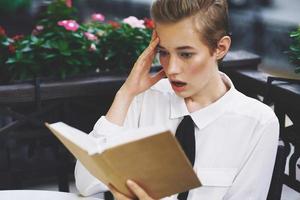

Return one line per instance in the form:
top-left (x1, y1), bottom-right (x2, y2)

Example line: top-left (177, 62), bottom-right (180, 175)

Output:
top-left (0, 26), bottom-right (6, 36)
top-left (12, 34), bottom-right (24, 41)
top-left (108, 20), bottom-right (120, 29)
top-left (8, 44), bottom-right (15, 53)
top-left (144, 18), bottom-right (154, 29)
top-left (65, 0), bottom-right (72, 8)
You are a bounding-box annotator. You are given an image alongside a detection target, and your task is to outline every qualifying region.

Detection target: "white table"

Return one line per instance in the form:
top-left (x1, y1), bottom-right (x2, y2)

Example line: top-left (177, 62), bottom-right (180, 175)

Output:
top-left (0, 190), bottom-right (103, 200)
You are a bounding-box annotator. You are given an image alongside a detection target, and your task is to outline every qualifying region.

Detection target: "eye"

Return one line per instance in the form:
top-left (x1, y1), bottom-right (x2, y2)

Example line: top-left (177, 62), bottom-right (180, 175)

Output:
top-left (157, 49), bottom-right (169, 57)
top-left (180, 52), bottom-right (194, 59)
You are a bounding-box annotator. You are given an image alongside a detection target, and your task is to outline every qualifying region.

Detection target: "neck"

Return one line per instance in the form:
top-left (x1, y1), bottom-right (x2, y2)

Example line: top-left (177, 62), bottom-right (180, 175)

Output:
top-left (185, 72), bottom-right (228, 113)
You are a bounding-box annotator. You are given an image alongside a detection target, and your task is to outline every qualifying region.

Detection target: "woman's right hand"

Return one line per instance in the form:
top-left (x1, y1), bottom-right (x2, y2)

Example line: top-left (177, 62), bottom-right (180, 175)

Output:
top-left (120, 32), bottom-right (165, 98)
top-left (106, 32), bottom-right (165, 126)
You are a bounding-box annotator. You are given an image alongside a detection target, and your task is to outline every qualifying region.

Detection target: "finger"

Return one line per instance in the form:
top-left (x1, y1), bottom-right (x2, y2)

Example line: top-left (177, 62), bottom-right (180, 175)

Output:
top-left (136, 49), bottom-right (157, 73)
top-left (133, 37), bottom-right (159, 73)
top-left (151, 30), bottom-right (157, 41)
top-left (127, 180), bottom-right (152, 200)
top-left (108, 184), bottom-right (132, 200)
top-left (150, 69), bottom-right (166, 85)
top-left (142, 38), bottom-right (159, 60)
top-left (140, 37), bottom-right (159, 60)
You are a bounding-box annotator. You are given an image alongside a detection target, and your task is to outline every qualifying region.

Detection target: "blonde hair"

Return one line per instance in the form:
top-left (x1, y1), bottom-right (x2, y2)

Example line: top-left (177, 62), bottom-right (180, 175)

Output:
top-left (151, 0), bottom-right (229, 54)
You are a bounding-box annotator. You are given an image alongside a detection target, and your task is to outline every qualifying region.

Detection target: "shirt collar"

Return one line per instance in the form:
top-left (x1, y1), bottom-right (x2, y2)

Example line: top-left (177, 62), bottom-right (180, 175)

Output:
top-left (170, 72), bottom-right (237, 130)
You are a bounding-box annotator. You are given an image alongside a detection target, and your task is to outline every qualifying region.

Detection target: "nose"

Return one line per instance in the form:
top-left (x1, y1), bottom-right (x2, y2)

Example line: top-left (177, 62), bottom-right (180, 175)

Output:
top-left (165, 55), bottom-right (181, 75)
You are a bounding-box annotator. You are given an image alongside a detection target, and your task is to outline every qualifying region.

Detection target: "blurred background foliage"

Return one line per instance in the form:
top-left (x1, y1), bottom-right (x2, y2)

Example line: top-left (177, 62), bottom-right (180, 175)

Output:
top-left (0, 0), bottom-right (32, 15)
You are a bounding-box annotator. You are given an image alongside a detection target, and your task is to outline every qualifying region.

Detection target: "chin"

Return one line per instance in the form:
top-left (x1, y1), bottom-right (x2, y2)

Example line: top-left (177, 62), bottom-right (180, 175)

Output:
top-left (174, 91), bottom-right (191, 99)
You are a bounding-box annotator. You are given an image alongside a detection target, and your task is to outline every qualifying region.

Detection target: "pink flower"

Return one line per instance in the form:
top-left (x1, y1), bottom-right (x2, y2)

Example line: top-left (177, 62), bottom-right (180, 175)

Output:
top-left (58, 20), bottom-right (68, 26)
top-left (32, 25), bottom-right (44, 35)
top-left (36, 25), bottom-right (44, 31)
top-left (91, 13), bottom-right (105, 22)
top-left (84, 32), bottom-right (98, 41)
top-left (57, 20), bottom-right (79, 32)
top-left (123, 16), bottom-right (145, 29)
top-left (65, 0), bottom-right (72, 8)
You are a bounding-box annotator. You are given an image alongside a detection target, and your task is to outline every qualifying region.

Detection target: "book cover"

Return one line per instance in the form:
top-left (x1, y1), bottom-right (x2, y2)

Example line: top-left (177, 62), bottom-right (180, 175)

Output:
top-left (45, 122), bottom-right (201, 199)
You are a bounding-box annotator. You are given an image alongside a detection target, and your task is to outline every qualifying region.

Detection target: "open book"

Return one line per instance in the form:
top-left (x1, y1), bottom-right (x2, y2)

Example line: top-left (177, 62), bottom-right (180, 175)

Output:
top-left (45, 122), bottom-right (201, 199)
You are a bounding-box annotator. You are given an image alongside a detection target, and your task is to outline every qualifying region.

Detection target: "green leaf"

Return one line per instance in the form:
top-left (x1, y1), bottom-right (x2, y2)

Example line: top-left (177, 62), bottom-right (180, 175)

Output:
top-left (2, 40), bottom-right (10, 46)
top-left (73, 33), bottom-right (82, 38)
top-left (44, 54), bottom-right (56, 59)
top-left (5, 58), bottom-right (16, 64)
top-left (15, 51), bottom-right (23, 60)
top-left (43, 32), bottom-right (55, 38)
top-left (20, 46), bottom-right (32, 52)
top-left (61, 51), bottom-right (71, 56)
top-left (290, 45), bottom-right (300, 52)
top-left (290, 31), bottom-right (300, 37)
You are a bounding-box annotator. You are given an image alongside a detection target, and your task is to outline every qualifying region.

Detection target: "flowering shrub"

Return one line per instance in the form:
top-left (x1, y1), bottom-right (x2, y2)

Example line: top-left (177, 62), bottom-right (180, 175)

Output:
top-left (289, 27), bottom-right (300, 73)
top-left (0, 0), bottom-right (153, 83)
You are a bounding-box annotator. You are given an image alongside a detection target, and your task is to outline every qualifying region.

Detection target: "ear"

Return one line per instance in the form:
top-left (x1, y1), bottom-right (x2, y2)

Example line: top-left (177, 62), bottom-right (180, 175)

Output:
top-left (215, 36), bottom-right (231, 60)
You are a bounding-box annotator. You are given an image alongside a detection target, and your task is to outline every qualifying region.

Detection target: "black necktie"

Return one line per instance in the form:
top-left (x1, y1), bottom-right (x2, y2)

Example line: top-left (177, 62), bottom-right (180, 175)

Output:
top-left (175, 115), bottom-right (196, 200)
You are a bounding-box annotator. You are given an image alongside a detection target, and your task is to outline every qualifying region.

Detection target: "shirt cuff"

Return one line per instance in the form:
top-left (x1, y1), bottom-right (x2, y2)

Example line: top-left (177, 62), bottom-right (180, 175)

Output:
top-left (90, 116), bottom-right (126, 138)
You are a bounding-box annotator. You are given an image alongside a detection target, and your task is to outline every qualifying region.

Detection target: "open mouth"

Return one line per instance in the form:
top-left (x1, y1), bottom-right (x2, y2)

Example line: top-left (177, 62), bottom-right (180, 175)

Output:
top-left (171, 80), bottom-right (187, 87)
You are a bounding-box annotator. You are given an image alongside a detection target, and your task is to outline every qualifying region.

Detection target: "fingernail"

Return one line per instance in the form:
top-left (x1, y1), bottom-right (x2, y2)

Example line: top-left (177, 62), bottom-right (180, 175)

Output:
top-left (127, 179), bottom-right (134, 186)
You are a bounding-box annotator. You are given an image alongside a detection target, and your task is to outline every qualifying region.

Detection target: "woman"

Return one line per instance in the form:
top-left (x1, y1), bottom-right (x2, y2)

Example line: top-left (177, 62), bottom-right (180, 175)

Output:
top-left (75, 0), bottom-right (279, 199)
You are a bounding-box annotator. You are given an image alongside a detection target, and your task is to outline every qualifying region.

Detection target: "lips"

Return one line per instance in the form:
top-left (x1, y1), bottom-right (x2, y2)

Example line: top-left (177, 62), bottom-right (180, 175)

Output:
top-left (170, 80), bottom-right (187, 92)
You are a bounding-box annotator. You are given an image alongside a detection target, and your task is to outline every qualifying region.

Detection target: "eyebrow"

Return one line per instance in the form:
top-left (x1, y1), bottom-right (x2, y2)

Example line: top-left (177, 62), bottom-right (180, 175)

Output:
top-left (157, 45), bottom-right (195, 50)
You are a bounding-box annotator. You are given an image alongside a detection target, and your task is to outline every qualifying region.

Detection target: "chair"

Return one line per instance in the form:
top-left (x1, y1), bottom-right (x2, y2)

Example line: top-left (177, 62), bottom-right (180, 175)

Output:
top-left (265, 77), bottom-right (300, 192)
top-left (267, 141), bottom-right (288, 200)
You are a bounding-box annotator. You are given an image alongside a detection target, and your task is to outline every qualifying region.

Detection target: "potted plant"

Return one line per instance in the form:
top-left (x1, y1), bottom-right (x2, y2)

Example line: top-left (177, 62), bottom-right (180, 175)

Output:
top-left (0, 0), bottom-right (153, 83)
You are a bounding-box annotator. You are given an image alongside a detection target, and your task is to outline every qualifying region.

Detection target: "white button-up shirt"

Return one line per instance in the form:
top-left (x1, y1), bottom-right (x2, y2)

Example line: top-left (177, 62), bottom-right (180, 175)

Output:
top-left (75, 73), bottom-right (279, 200)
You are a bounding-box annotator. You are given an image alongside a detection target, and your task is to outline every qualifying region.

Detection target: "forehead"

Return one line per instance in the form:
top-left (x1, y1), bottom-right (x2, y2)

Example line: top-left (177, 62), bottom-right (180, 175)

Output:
top-left (155, 17), bottom-right (207, 50)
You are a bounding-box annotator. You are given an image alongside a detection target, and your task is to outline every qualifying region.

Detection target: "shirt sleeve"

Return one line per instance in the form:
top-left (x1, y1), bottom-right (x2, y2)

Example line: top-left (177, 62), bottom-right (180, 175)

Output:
top-left (74, 93), bottom-right (144, 196)
top-left (224, 117), bottom-right (280, 200)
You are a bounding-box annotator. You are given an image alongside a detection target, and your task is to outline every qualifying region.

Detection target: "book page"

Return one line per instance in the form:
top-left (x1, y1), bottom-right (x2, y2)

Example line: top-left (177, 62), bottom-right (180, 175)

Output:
top-left (48, 122), bottom-right (99, 155)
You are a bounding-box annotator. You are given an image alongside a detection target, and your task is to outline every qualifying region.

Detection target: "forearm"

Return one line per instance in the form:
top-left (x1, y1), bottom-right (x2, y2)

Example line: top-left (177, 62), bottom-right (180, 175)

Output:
top-left (105, 87), bottom-right (135, 126)
top-left (75, 161), bottom-right (108, 196)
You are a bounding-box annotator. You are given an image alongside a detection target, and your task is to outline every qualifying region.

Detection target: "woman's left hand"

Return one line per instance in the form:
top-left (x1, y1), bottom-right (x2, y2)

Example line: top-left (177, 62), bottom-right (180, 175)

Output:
top-left (109, 180), bottom-right (157, 200)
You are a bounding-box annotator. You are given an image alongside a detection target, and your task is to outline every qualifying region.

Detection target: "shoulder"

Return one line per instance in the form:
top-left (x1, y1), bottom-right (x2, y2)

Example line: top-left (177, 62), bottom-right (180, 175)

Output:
top-left (230, 90), bottom-right (278, 125)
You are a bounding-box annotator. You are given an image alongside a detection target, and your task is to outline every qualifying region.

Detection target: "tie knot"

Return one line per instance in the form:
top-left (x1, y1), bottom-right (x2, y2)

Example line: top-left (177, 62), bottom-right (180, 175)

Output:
top-left (184, 115), bottom-right (192, 119)
top-left (181, 115), bottom-right (194, 126)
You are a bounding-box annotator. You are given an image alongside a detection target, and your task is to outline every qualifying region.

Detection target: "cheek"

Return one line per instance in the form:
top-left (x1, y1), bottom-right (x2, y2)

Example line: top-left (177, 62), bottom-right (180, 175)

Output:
top-left (188, 57), bottom-right (206, 74)
top-left (187, 56), bottom-right (213, 78)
